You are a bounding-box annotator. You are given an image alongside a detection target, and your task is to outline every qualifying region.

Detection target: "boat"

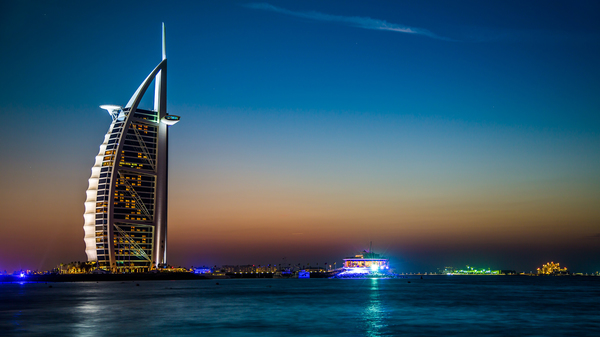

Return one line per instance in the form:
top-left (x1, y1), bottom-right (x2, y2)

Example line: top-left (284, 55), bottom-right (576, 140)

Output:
top-left (331, 245), bottom-right (401, 279)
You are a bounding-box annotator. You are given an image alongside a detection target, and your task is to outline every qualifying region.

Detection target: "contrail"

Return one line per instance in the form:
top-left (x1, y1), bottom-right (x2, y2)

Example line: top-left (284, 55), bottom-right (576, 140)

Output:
top-left (245, 3), bottom-right (452, 41)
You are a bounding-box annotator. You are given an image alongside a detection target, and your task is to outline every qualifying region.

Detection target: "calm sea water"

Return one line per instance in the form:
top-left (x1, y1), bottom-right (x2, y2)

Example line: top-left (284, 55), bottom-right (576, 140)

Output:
top-left (1, 276), bottom-right (599, 336)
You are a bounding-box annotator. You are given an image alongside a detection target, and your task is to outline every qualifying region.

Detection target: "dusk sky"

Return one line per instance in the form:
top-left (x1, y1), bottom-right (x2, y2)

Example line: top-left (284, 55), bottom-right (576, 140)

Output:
top-left (1, 1), bottom-right (599, 273)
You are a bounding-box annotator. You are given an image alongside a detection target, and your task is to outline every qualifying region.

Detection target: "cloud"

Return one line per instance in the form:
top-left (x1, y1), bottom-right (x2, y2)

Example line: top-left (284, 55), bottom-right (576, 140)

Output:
top-left (245, 3), bottom-right (453, 41)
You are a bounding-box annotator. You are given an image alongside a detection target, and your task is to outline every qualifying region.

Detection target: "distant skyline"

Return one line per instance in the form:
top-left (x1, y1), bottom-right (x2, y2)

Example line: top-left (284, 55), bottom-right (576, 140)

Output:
top-left (1, 1), bottom-right (599, 273)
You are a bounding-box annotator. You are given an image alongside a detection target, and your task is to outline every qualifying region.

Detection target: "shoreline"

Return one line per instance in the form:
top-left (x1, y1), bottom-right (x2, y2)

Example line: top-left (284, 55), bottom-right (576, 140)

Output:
top-left (0, 272), bottom-right (209, 283)
top-left (2, 272), bottom-right (597, 283)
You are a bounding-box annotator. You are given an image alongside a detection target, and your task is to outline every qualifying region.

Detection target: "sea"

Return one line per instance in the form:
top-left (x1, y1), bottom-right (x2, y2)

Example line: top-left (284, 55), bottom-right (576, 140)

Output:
top-left (1, 276), bottom-right (599, 336)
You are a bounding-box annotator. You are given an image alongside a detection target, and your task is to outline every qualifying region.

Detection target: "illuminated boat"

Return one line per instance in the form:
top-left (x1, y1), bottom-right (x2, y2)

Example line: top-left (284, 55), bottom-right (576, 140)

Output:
top-left (332, 249), bottom-right (399, 279)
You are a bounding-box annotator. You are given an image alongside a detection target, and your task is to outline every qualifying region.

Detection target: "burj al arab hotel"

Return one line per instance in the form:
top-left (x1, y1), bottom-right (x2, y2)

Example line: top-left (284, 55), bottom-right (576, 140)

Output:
top-left (83, 24), bottom-right (180, 272)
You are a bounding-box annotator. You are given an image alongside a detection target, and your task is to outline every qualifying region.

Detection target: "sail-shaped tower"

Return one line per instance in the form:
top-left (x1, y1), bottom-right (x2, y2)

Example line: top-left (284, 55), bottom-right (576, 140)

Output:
top-left (83, 24), bottom-right (180, 272)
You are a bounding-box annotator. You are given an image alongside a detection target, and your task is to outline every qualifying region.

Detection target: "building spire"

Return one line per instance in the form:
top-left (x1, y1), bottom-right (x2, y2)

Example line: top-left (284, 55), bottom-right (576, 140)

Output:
top-left (153, 23), bottom-right (167, 114)
top-left (162, 22), bottom-right (166, 60)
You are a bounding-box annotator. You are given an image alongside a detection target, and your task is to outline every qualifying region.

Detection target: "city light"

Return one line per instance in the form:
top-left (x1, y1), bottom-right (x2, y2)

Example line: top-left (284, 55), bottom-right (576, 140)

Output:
top-left (537, 262), bottom-right (567, 275)
top-left (446, 266), bottom-right (500, 275)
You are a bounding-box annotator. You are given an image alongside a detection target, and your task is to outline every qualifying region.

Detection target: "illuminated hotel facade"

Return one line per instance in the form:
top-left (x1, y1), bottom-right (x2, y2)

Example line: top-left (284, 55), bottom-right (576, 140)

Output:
top-left (83, 24), bottom-right (180, 272)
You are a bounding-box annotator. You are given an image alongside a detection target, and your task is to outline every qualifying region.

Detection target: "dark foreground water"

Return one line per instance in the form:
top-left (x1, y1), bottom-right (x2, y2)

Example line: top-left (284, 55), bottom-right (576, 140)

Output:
top-left (1, 276), bottom-right (599, 336)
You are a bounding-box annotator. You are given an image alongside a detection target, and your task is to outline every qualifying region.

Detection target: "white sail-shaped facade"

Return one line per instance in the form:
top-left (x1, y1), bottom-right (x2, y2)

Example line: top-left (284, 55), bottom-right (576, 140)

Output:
top-left (83, 24), bottom-right (180, 271)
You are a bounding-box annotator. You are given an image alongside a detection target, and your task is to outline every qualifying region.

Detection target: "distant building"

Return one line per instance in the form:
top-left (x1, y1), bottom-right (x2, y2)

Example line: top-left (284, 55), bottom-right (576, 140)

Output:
top-left (256, 265), bottom-right (278, 273)
top-left (438, 266), bottom-right (456, 274)
top-left (83, 24), bottom-right (180, 272)
top-left (221, 265), bottom-right (257, 273)
top-left (447, 266), bottom-right (500, 275)
top-left (221, 265), bottom-right (278, 273)
top-left (537, 262), bottom-right (568, 275)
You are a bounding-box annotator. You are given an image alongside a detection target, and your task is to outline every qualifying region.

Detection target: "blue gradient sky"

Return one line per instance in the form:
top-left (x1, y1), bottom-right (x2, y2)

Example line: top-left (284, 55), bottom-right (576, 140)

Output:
top-left (1, 1), bottom-right (599, 273)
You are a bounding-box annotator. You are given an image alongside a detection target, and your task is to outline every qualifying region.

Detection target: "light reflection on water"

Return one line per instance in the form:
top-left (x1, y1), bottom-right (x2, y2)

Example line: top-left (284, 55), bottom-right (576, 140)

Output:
top-left (74, 301), bottom-right (102, 337)
top-left (1, 276), bottom-right (599, 336)
top-left (363, 278), bottom-right (386, 337)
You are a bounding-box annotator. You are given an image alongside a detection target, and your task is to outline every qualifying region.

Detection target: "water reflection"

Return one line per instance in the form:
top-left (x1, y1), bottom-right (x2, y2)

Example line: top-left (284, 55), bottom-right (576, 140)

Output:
top-left (3, 278), bottom-right (597, 336)
top-left (363, 279), bottom-right (387, 336)
top-left (73, 301), bottom-right (103, 337)
top-left (72, 287), bottom-right (106, 337)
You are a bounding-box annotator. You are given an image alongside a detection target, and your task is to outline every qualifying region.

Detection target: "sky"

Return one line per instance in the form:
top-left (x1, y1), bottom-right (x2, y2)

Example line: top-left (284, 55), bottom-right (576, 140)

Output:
top-left (1, 0), bottom-right (599, 273)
